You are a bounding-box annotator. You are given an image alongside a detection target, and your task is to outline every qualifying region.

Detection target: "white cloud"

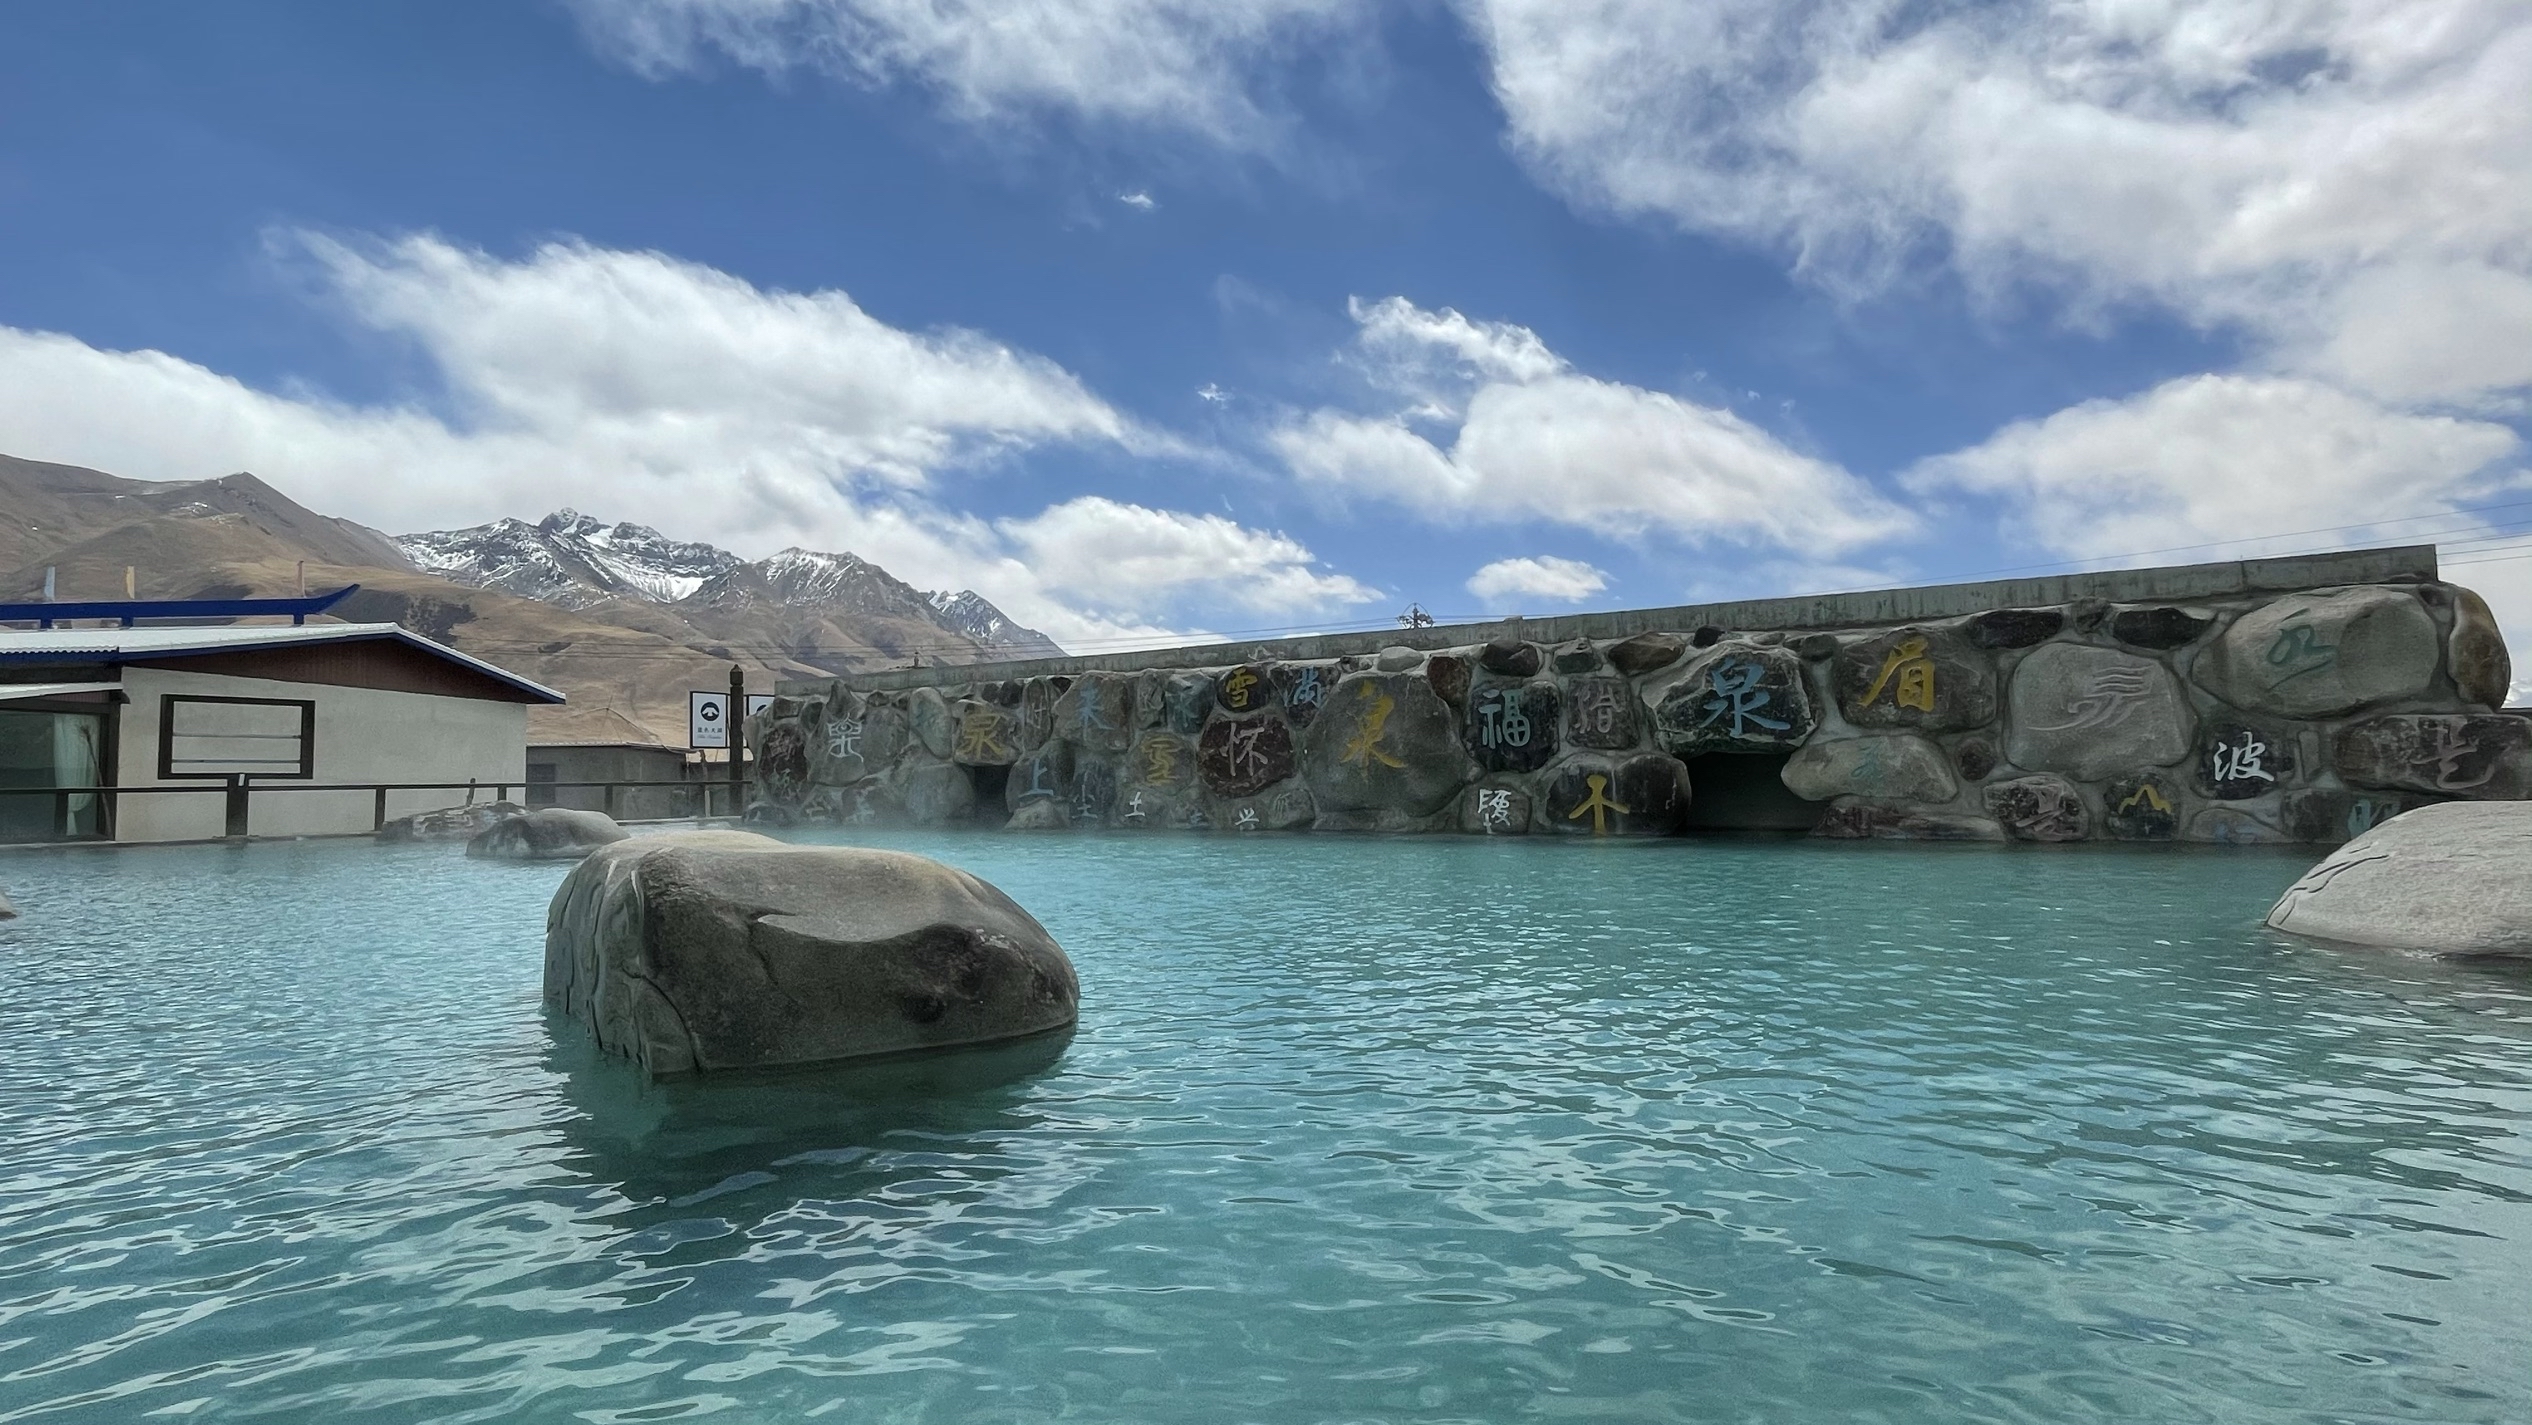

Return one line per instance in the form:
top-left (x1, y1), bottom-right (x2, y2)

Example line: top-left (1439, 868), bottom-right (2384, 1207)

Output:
top-left (1908, 373), bottom-right (2523, 560)
top-left (997, 495), bottom-right (1378, 616)
top-left (1465, 554), bottom-right (1607, 605)
top-left (1275, 296), bottom-right (1915, 553)
top-left (0, 230), bottom-right (1369, 651)
top-left (1118, 190), bottom-right (1158, 210)
top-left (566, 0), bottom-right (1370, 147)
top-left (1465, 0), bottom-right (2532, 407)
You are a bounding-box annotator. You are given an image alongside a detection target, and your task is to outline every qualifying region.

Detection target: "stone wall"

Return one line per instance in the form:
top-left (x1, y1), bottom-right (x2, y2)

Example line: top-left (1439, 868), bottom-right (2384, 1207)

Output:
top-left (746, 566), bottom-right (2522, 846)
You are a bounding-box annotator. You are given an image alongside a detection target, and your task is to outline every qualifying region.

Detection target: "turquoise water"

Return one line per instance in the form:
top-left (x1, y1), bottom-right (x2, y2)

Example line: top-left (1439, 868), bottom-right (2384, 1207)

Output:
top-left (2, 833), bottom-right (2529, 1424)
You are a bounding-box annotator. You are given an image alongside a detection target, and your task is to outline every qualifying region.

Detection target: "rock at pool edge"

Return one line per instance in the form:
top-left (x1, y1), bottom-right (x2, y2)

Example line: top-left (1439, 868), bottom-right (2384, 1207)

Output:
top-left (544, 831), bottom-right (1080, 1075)
top-left (2264, 801), bottom-right (2532, 958)
top-left (467, 808), bottom-right (630, 861)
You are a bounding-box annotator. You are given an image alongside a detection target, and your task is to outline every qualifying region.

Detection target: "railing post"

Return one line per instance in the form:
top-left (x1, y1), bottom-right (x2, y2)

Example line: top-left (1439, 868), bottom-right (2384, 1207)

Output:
top-left (54, 790), bottom-right (69, 839)
top-left (374, 786), bottom-right (390, 831)
top-left (224, 777), bottom-right (250, 838)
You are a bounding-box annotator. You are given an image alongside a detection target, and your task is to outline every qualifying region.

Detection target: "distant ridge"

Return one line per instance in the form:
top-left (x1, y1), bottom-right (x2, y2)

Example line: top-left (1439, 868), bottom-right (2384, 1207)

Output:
top-left (0, 453), bottom-right (1064, 743)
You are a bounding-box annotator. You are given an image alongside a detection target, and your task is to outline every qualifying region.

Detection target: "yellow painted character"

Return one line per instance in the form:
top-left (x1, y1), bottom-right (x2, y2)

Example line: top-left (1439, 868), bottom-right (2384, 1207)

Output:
top-left (2116, 783), bottom-right (2172, 814)
top-left (1143, 738), bottom-right (1182, 784)
top-left (1222, 668), bottom-right (1259, 711)
top-left (1565, 773), bottom-right (1630, 836)
top-left (956, 715), bottom-right (1010, 761)
top-left (1342, 687), bottom-right (1408, 769)
top-left (1861, 637), bottom-right (1936, 713)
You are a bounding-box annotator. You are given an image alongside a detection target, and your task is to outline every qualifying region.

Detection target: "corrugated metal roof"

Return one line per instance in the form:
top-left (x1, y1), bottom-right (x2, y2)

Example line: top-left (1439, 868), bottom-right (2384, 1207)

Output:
top-left (0, 622), bottom-right (565, 704)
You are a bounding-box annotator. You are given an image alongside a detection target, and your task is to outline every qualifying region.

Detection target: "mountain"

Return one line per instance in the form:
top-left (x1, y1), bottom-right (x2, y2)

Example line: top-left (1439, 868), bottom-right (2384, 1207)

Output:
top-left (398, 510), bottom-right (742, 608)
top-left (397, 513), bottom-right (1064, 663)
top-left (0, 454), bottom-right (1067, 744)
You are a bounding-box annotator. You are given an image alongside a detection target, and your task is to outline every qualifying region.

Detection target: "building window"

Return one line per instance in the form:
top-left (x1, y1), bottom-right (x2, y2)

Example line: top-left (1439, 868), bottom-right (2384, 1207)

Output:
top-left (0, 710), bottom-right (105, 840)
top-left (159, 695), bottom-right (316, 780)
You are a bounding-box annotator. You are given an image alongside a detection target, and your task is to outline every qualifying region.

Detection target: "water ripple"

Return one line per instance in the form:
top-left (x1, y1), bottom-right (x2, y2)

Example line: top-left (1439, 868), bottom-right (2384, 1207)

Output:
top-left (0, 833), bottom-right (2527, 1421)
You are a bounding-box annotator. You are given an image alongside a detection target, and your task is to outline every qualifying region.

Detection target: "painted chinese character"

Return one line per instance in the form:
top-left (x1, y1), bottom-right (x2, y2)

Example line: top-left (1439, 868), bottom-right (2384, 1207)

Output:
top-left (1078, 686), bottom-right (1116, 733)
top-left (2425, 723), bottom-right (2498, 791)
top-left (1573, 682), bottom-right (1620, 735)
top-left (1142, 739), bottom-right (1183, 784)
top-left (2210, 732), bottom-right (2273, 786)
top-left (826, 716), bottom-right (863, 759)
top-left (1860, 637), bottom-right (1936, 713)
top-left (1699, 659), bottom-right (1791, 739)
top-left (1235, 807), bottom-right (1260, 831)
top-left (1222, 668), bottom-right (1260, 711)
top-left (1287, 667), bottom-right (1325, 711)
top-left (1477, 690), bottom-right (1533, 748)
top-left (1342, 688), bottom-right (1408, 769)
top-left (1225, 721), bottom-right (1270, 777)
top-left (2030, 667), bottom-right (2153, 733)
top-left (2264, 615), bottom-right (2337, 686)
top-left (1565, 773), bottom-right (1629, 836)
top-left (2116, 782), bottom-right (2172, 814)
top-left (1017, 756), bottom-right (1058, 803)
top-left (956, 715), bottom-right (1011, 761)
top-left (1477, 788), bottom-right (1515, 831)
top-left (1123, 789), bottom-right (1147, 822)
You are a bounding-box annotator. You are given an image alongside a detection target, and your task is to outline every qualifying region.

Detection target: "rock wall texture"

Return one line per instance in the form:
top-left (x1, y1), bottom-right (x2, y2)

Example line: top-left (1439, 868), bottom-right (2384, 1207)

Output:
top-left (746, 578), bottom-right (2521, 847)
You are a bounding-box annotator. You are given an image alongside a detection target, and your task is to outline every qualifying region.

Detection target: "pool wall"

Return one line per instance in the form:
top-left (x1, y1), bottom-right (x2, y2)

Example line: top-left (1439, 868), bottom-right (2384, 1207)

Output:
top-left (753, 545), bottom-right (2525, 844)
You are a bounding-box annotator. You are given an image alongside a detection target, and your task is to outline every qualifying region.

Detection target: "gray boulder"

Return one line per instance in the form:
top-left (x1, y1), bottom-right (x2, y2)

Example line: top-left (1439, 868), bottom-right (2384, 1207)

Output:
top-left (2265, 801), bottom-right (2532, 957)
top-left (907, 687), bottom-right (958, 760)
top-left (2333, 714), bottom-right (2532, 798)
top-left (2193, 588), bottom-right (2440, 718)
top-left (2447, 585), bottom-right (2512, 709)
top-left (1051, 673), bottom-right (1135, 754)
top-left (380, 799), bottom-right (526, 843)
top-left (545, 832), bottom-right (1080, 1074)
top-left (1649, 643), bottom-right (1817, 755)
top-left (878, 757), bottom-right (977, 827)
top-left (1833, 625), bottom-right (1997, 731)
top-left (1983, 775), bottom-right (2090, 842)
top-left (0, 887), bottom-right (15, 920)
top-left (2003, 643), bottom-right (2194, 780)
top-left (1781, 734), bottom-right (1956, 804)
top-left (1302, 672), bottom-right (1473, 817)
top-left (466, 808), bottom-right (630, 861)
top-left (1003, 799), bottom-right (1069, 832)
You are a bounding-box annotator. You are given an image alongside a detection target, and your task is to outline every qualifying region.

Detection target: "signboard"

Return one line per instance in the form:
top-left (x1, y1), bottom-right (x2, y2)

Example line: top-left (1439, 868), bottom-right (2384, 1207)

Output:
top-left (689, 690), bottom-right (730, 749)
top-left (746, 694), bottom-right (774, 719)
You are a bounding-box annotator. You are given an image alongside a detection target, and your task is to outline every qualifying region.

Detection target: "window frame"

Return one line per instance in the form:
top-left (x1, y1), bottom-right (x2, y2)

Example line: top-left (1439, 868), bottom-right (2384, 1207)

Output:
top-left (157, 694), bottom-right (317, 781)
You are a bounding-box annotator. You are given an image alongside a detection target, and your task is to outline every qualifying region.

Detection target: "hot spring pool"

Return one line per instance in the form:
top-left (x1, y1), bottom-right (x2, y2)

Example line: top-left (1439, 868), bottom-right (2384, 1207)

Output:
top-left (1, 831), bottom-right (2528, 1423)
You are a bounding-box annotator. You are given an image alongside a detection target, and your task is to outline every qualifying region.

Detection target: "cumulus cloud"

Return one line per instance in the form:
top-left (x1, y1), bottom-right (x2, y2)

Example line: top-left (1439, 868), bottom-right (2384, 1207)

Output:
top-left (1464, 554), bottom-right (1607, 606)
top-left (0, 231), bottom-right (1369, 650)
top-left (998, 495), bottom-right (1377, 614)
top-left (1464, 0), bottom-right (2532, 408)
top-left (1909, 373), bottom-right (2525, 560)
top-left (1275, 296), bottom-right (1915, 553)
top-left (566, 0), bottom-right (1370, 146)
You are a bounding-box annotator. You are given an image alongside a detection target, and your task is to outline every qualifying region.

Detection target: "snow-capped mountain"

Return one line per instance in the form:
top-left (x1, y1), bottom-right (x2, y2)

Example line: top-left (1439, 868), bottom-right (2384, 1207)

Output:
top-left (397, 511), bottom-right (1064, 659)
top-left (399, 510), bottom-right (742, 609)
top-left (931, 589), bottom-right (1063, 659)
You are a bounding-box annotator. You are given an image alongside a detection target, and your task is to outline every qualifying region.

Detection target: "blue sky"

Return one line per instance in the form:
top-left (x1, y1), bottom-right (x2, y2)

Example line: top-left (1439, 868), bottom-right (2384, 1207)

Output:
top-left (3, 1), bottom-right (2528, 679)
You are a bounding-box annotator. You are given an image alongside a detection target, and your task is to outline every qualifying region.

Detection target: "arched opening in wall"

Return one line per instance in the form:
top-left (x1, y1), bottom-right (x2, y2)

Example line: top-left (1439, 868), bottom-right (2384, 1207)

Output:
top-left (1681, 753), bottom-right (1823, 835)
top-left (964, 764), bottom-right (1011, 825)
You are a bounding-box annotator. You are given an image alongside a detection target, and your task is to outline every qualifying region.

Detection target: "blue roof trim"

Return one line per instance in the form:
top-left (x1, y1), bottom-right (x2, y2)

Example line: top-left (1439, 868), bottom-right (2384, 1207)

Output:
top-left (0, 585), bottom-right (361, 629)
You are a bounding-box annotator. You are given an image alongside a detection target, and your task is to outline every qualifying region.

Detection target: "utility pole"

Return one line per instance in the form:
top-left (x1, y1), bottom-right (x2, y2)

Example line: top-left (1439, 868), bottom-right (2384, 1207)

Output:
top-left (728, 664), bottom-right (746, 820)
top-left (1397, 603), bottom-right (1435, 629)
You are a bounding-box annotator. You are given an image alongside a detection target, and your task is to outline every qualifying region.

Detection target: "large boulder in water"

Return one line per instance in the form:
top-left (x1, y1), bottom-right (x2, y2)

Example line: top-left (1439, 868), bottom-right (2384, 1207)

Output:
top-left (0, 887), bottom-right (15, 920)
top-left (2265, 801), bottom-right (2532, 957)
top-left (544, 831), bottom-right (1079, 1075)
top-left (379, 799), bottom-right (525, 843)
top-left (466, 808), bottom-right (630, 861)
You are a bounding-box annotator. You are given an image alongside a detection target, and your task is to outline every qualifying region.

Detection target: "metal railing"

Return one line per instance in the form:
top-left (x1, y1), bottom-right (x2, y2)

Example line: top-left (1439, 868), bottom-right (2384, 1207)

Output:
top-left (0, 778), bottom-right (751, 843)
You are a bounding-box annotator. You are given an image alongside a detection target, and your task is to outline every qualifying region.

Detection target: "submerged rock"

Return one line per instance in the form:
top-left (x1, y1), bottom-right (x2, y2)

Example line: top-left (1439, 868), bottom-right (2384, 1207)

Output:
top-left (379, 799), bottom-right (525, 843)
top-left (0, 887), bottom-right (14, 920)
top-left (465, 808), bottom-right (630, 861)
top-left (545, 831), bottom-right (1080, 1074)
top-left (2265, 801), bottom-right (2532, 957)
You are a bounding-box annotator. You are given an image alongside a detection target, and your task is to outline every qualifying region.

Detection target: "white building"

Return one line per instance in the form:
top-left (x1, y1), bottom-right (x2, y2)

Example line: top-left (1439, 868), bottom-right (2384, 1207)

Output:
top-left (0, 621), bottom-right (562, 843)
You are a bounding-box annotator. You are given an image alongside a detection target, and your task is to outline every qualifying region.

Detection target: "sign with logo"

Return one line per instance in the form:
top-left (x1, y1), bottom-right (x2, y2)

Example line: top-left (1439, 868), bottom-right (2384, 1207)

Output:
top-left (689, 690), bottom-right (730, 749)
top-left (746, 694), bottom-right (774, 719)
